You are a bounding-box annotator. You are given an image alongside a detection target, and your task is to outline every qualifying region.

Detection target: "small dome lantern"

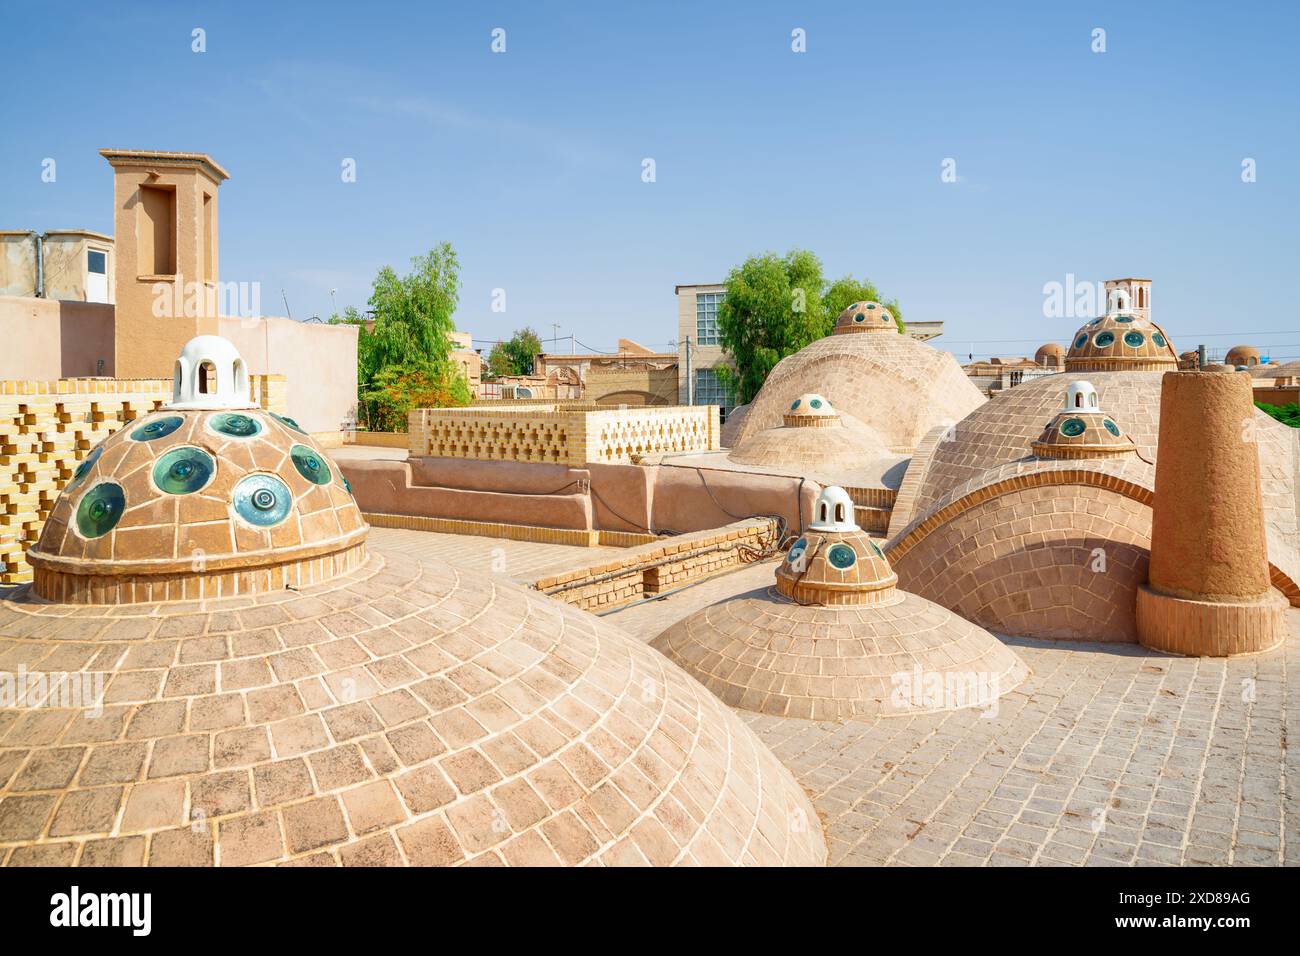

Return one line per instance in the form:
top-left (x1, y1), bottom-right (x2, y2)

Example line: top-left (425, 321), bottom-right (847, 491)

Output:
top-left (170, 335), bottom-right (255, 410)
top-left (809, 486), bottom-right (858, 532)
top-left (1064, 380), bottom-right (1099, 411)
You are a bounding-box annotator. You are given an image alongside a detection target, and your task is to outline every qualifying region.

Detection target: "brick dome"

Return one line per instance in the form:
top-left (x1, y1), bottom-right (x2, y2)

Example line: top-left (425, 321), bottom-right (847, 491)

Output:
top-left (1030, 381), bottom-right (1136, 459)
top-left (28, 405), bottom-right (366, 604)
top-left (1064, 303), bottom-right (1177, 372)
top-left (2, 335), bottom-right (828, 868)
top-left (731, 321), bottom-right (984, 454)
top-left (886, 366), bottom-right (1300, 643)
top-left (1225, 345), bottom-right (1260, 367)
top-left (728, 397), bottom-right (888, 475)
top-left (652, 487), bottom-right (1028, 720)
top-left (1034, 343), bottom-right (1064, 368)
top-left (833, 300), bottom-right (897, 335)
top-left (783, 393), bottom-right (837, 425)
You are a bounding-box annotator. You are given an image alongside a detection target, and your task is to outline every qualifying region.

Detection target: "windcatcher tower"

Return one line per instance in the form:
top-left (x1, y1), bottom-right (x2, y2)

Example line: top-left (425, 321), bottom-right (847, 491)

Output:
top-left (1136, 370), bottom-right (1288, 655)
top-left (100, 149), bottom-right (229, 379)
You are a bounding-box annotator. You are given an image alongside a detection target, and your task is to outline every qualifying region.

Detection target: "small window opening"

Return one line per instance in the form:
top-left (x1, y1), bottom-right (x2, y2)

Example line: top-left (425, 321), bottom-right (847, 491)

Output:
top-left (198, 361), bottom-right (217, 394)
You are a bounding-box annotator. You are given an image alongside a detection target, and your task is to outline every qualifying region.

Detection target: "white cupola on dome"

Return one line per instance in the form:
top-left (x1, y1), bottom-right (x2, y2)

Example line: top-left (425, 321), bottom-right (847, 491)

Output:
top-left (1064, 380), bottom-right (1100, 411)
top-left (809, 486), bottom-right (859, 532)
top-left (1107, 287), bottom-right (1132, 313)
top-left (169, 335), bottom-right (255, 410)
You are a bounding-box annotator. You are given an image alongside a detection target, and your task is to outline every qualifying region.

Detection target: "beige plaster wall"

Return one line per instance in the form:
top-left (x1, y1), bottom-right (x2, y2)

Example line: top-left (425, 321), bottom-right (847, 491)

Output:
top-left (0, 295), bottom-right (116, 379)
top-left (219, 314), bottom-right (358, 435)
top-left (0, 234), bottom-right (38, 297)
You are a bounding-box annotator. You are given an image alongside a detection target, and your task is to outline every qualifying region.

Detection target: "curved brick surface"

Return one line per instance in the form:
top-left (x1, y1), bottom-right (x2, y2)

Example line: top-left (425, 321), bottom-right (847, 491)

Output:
top-left (732, 332), bottom-right (985, 453)
top-left (651, 584), bottom-right (1028, 720)
top-left (909, 371), bottom-right (1300, 570)
top-left (891, 481), bottom-right (1154, 642)
top-left (729, 410), bottom-right (886, 475)
top-left (0, 552), bottom-right (826, 867)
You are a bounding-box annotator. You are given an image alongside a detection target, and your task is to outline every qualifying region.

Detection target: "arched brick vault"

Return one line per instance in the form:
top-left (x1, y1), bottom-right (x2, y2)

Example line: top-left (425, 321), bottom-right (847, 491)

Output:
top-left (886, 467), bottom-right (1300, 643)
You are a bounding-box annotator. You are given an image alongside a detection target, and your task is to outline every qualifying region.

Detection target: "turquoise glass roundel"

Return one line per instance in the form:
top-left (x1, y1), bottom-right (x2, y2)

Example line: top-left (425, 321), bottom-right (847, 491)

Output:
top-left (1074, 333), bottom-right (1088, 349)
top-left (273, 412), bottom-right (305, 435)
top-left (153, 447), bottom-right (215, 495)
top-left (787, 537), bottom-right (808, 564)
top-left (853, 313), bottom-right (865, 323)
top-left (210, 412), bottom-right (262, 438)
top-left (132, 415), bottom-right (183, 442)
top-left (68, 446), bottom-right (103, 492)
top-left (1152, 332), bottom-right (1167, 348)
top-left (1103, 418), bottom-right (1121, 437)
top-left (790, 399), bottom-right (801, 410)
top-left (1124, 331), bottom-right (1146, 348)
top-left (233, 474), bottom-right (292, 527)
top-left (1094, 331), bottom-right (1116, 348)
top-left (1060, 417), bottom-right (1087, 437)
top-left (827, 544), bottom-right (857, 569)
top-left (76, 483), bottom-right (125, 538)
top-left (291, 444), bottom-right (332, 485)
top-left (809, 399), bottom-right (823, 410)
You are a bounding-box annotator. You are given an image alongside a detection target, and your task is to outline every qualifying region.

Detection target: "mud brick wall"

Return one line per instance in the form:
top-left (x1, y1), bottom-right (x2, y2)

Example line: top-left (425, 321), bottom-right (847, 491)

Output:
top-left (532, 518), bottom-right (777, 612)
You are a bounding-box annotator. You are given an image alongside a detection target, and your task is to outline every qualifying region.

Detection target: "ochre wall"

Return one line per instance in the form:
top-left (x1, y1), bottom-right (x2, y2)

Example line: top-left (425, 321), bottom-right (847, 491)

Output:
top-left (340, 455), bottom-right (816, 538)
top-left (220, 314), bottom-right (358, 435)
top-left (0, 295), bottom-right (116, 379)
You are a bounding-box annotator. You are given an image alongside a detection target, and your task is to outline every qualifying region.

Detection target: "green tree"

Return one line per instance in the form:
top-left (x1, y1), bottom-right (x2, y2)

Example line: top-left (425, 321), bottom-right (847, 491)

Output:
top-left (715, 249), bottom-right (826, 405)
top-left (822, 277), bottom-right (905, 334)
top-left (342, 243), bottom-right (471, 430)
top-left (486, 327), bottom-right (543, 378)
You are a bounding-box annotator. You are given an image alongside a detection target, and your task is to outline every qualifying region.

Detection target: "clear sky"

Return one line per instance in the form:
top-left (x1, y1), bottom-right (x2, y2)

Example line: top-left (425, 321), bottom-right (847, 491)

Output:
top-left (3, 0), bottom-right (1297, 360)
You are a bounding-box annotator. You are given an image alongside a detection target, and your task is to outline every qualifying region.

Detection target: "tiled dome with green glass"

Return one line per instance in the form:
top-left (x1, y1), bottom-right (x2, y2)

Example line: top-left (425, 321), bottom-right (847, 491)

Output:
top-left (1031, 381), bottom-right (1136, 459)
top-left (833, 300), bottom-right (899, 335)
top-left (1065, 293), bottom-right (1177, 372)
top-left (27, 336), bottom-right (365, 603)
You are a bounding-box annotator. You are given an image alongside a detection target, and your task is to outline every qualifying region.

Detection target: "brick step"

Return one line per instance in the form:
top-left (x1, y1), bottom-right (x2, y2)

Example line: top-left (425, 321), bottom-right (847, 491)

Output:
top-left (854, 504), bottom-right (891, 532)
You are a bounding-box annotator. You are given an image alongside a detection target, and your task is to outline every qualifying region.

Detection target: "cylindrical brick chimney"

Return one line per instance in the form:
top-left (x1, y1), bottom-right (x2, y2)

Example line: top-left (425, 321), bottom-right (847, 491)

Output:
top-left (1136, 369), bottom-right (1287, 655)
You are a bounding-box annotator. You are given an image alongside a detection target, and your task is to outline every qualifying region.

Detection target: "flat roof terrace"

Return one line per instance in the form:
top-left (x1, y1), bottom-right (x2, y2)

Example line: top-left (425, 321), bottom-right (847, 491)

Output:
top-left (600, 560), bottom-right (1298, 867)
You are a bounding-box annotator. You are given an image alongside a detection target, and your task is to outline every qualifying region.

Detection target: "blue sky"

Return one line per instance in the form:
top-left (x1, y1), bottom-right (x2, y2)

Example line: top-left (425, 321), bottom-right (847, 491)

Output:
top-left (3, 0), bottom-right (1297, 360)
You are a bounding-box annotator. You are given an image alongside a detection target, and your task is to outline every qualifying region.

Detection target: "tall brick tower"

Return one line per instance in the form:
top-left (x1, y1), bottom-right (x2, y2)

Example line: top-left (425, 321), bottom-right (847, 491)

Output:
top-left (99, 149), bottom-right (229, 379)
top-left (1135, 369), bottom-right (1288, 655)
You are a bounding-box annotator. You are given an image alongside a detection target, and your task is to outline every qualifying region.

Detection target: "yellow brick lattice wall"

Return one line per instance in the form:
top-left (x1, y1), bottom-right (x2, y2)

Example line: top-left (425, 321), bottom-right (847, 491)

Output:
top-left (0, 375), bottom-right (286, 585)
top-left (408, 403), bottom-right (719, 466)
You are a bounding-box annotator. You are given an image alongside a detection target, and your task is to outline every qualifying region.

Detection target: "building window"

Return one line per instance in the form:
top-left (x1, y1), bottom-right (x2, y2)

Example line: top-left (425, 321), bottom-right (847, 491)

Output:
top-left (696, 292), bottom-right (723, 345)
top-left (87, 249), bottom-right (107, 275)
top-left (694, 367), bottom-right (734, 417)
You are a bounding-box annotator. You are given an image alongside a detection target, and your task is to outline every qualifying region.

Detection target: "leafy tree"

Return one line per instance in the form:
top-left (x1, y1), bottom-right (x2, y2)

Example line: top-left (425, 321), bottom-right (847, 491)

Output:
top-left (338, 243), bottom-right (471, 430)
top-left (364, 364), bottom-right (472, 433)
top-left (486, 327), bottom-right (543, 378)
top-left (715, 249), bottom-right (826, 405)
top-left (822, 277), bottom-right (905, 334)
